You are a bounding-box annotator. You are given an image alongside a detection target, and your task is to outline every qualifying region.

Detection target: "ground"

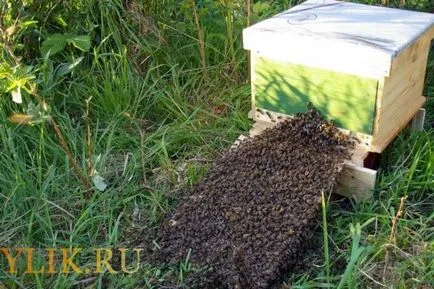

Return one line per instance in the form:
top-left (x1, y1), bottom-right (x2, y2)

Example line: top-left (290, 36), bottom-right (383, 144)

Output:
top-left (0, 1), bottom-right (433, 288)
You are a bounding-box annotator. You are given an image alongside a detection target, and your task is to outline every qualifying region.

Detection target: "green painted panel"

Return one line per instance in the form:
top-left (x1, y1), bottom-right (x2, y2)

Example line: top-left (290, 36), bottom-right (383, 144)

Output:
top-left (254, 57), bottom-right (378, 134)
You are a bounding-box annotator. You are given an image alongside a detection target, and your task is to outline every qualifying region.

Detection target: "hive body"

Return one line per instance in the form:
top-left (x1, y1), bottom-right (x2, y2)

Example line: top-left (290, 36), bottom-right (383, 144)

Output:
top-left (254, 57), bottom-right (378, 135)
top-left (243, 0), bottom-right (434, 199)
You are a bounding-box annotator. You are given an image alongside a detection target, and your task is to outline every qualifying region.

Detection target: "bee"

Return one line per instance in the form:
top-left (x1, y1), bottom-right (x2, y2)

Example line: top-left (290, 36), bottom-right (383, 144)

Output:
top-left (150, 109), bottom-right (352, 289)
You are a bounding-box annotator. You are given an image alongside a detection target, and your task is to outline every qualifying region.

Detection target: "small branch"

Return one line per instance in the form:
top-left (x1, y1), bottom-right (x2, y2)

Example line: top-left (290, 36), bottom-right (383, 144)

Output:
top-left (225, 2), bottom-right (235, 65)
top-left (246, 0), bottom-right (251, 83)
top-left (389, 197), bottom-right (406, 244)
top-left (246, 0), bottom-right (251, 27)
top-left (51, 118), bottom-right (92, 194)
top-left (139, 129), bottom-right (148, 187)
top-left (0, 29), bottom-right (22, 66)
top-left (72, 277), bottom-right (97, 286)
top-left (0, 3), bottom-right (24, 66)
top-left (31, 91), bottom-right (93, 195)
top-left (382, 196), bottom-right (407, 282)
top-left (85, 97), bottom-right (94, 176)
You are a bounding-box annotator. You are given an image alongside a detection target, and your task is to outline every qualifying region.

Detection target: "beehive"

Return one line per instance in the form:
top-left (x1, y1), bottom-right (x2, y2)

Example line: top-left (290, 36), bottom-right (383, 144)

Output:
top-left (242, 0), bottom-right (434, 199)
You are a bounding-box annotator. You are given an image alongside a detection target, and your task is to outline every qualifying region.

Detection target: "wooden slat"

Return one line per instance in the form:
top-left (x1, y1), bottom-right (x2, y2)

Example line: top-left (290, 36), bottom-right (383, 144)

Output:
top-left (230, 135), bottom-right (248, 150)
top-left (351, 144), bottom-right (370, 167)
top-left (411, 108), bottom-right (426, 131)
top-left (335, 163), bottom-right (377, 201)
top-left (389, 28), bottom-right (432, 73)
top-left (371, 91), bottom-right (426, 152)
top-left (371, 25), bottom-right (433, 152)
top-left (380, 56), bottom-right (428, 111)
top-left (250, 120), bottom-right (274, 137)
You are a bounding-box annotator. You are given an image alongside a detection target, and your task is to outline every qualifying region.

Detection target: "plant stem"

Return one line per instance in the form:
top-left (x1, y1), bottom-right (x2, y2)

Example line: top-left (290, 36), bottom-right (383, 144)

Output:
top-left (85, 97), bottom-right (94, 177)
top-left (246, 0), bottom-right (251, 27)
top-left (246, 0), bottom-right (251, 83)
top-left (50, 117), bottom-right (92, 194)
top-left (33, 95), bottom-right (92, 194)
top-left (321, 192), bottom-right (331, 283)
top-left (32, 93), bottom-right (92, 194)
top-left (225, 2), bottom-right (235, 65)
top-left (382, 196), bottom-right (407, 282)
top-left (191, 0), bottom-right (208, 81)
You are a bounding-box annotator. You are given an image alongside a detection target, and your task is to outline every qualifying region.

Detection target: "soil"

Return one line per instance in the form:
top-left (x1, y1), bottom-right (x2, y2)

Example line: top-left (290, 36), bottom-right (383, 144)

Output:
top-left (148, 110), bottom-right (352, 289)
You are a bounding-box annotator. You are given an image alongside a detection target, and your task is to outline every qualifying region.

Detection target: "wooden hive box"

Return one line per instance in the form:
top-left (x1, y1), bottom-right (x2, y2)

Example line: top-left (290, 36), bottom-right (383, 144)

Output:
top-left (242, 0), bottom-right (434, 199)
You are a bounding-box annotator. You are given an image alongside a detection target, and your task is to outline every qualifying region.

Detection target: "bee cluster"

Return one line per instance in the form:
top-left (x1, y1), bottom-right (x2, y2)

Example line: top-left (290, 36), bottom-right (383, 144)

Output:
top-left (152, 109), bottom-right (352, 289)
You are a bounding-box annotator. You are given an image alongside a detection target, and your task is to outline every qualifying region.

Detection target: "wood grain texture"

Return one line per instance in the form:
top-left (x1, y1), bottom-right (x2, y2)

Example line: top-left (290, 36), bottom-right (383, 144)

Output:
top-left (335, 162), bottom-right (377, 201)
top-left (411, 108), bottom-right (426, 131)
top-left (371, 26), bottom-right (433, 152)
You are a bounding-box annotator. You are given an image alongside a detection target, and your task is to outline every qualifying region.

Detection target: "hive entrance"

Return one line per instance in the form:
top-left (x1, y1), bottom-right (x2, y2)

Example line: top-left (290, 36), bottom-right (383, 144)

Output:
top-left (151, 110), bottom-right (352, 288)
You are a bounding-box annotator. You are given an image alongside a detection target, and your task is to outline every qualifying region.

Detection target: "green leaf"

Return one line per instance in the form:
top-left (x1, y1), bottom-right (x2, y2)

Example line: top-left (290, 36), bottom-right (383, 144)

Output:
top-left (19, 20), bottom-right (38, 29)
top-left (68, 35), bottom-right (91, 52)
top-left (0, 63), bottom-right (13, 79)
top-left (55, 15), bottom-right (68, 27)
top-left (252, 2), bottom-right (271, 14)
top-left (27, 102), bottom-right (51, 123)
top-left (337, 223), bottom-right (365, 289)
top-left (56, 57), bottom-right (84, 78)
top-left (175, 22), bottom-right (187, 33)
top-left (27, 102), bottom-right (40, 118)
top-left (41, 34), bottom-right (68, 56)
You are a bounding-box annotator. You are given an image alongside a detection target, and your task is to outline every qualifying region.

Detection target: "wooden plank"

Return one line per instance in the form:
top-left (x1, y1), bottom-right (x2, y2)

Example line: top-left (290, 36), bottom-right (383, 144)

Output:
top-left (376, 27), bottom-right (432, 112)
top-left (230, 135), bottom-right (248, 150)
top-left (371, 26), bottom-right (433, 152)
top-left (350, 144), bottom-right (370, 167)
top-left (250, 120), bottom-right (274, 137)
top-left (252, 108), bottom-right (286, 123)
top-left (254, 57), bottom-right (378, 134)
top-left (380, 75), bottom-right (426, 123)
top-left (380, 55), bottom-right (429, 111)
top-left (411, 108), bottom-right (426, 131)
top-left (389, 27), bottom-right (433, 73)
top-left (335, 163), bottom-right (377, 201)
top-left (371, 85), bottom-right (426, 152)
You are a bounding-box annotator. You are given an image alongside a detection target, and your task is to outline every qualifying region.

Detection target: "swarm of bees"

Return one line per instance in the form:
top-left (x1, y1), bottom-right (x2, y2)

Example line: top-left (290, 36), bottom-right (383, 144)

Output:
top-left (151, 109), bottom-right (352, 289)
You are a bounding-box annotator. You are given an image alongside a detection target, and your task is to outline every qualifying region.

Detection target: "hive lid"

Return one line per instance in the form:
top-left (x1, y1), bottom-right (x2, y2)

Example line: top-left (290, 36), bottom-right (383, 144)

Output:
top-left (243, 0), bottom-right (434, 77)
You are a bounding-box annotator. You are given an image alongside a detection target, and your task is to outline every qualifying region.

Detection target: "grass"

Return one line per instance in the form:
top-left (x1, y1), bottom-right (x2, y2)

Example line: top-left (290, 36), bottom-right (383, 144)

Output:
top-left (0, 0), bottom-right (434, 288)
